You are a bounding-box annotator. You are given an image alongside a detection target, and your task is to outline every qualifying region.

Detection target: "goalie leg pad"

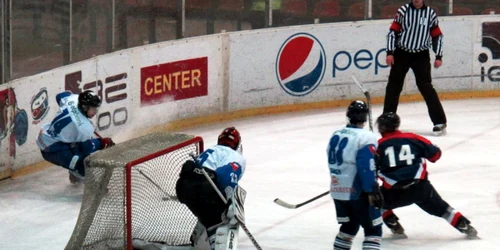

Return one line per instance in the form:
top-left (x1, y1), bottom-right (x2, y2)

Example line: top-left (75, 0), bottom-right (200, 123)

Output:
top-left (208, 223), bottom-right (239, 250)
top-left (224, 186), bottom-right (246, 225)
top-left (191, 221), bottom-right (210, 249)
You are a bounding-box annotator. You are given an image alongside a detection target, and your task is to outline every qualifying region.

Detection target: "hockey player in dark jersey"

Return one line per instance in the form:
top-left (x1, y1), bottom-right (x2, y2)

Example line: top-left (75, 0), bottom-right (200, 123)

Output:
top-left (375, 112), bottom-right (478, 239)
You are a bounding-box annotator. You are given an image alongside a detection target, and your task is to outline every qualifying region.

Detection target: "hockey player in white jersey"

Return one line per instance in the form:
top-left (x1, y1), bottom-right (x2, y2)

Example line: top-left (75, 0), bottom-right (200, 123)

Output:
top-left (176, 127), bottom-right (246, 250)
top-left (328, 100), bottom-right (384, 250)
top-left (36, 90), bottom-right (115, 183)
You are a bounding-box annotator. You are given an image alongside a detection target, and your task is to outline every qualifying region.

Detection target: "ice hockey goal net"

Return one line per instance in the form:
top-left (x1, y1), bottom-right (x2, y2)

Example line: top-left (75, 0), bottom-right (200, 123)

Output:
top-left (65, 133), bottom-right (204, 250)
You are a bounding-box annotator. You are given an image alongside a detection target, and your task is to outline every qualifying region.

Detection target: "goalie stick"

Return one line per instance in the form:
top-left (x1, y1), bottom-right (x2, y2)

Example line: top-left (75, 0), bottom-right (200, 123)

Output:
top-left (136, 168), bottom-right (178, 201)
top-left (189, 155), bottom-right (263, 250)
top-left (274, 191), bottom-right (329, 209)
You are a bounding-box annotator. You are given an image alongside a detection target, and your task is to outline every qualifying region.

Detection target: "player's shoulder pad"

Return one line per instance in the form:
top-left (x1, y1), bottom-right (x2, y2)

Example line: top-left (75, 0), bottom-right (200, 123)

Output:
top-left (358, 130), bottom-right (378, 147)
top-left (56, 91), bottom-right (72, 106)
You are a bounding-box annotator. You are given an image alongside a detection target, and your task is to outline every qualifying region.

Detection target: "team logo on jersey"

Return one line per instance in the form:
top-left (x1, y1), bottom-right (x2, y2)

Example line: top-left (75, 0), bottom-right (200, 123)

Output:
top-left (331, 176), bottom-right (339, 186)
top-left (30, 88), bottom-right (50, 124)
top-left (276, 33), bottom-right (326, 96)
top-left (368, 145), bottom-right (376, 155)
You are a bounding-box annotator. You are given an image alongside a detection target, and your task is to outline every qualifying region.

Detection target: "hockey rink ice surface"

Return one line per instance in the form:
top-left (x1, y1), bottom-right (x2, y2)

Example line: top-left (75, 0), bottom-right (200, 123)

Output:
top-left (1, 98), bottom-right (499, 250)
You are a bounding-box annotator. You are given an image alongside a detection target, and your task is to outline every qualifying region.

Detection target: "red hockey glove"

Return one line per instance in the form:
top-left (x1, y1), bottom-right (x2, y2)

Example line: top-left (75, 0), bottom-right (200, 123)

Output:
top-left (100, 137), bottom-right (115, 149)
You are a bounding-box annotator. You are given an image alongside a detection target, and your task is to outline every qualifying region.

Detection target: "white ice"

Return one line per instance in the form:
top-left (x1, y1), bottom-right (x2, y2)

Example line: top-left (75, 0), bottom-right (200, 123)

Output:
top-left (1, 98), bottom-right (499, 250)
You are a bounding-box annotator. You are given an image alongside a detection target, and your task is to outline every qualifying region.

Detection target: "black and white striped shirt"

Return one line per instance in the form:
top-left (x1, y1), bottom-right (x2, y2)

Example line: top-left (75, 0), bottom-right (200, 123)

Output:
top-left (386, 3), bottom-right (444, 59)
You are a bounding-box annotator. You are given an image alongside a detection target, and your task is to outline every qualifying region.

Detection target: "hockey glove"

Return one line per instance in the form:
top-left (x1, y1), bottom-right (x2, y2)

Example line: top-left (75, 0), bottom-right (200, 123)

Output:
top-left (100, 137), bottom-right (115, 149)
top-left (368, 184), bottom-right (384, 209)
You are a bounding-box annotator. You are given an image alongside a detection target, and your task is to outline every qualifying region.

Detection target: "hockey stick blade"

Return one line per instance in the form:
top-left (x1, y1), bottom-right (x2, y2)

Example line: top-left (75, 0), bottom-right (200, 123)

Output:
top-left (273, 198), bottom-right (298, 209)
top-left (274, 191), bottom-right (330, 209)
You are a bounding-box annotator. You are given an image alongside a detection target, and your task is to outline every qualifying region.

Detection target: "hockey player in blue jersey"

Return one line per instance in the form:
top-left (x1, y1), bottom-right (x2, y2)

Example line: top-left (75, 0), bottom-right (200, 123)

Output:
top-left (176, 127), bottom-right (246, 250)
top-left (375, 112), bottom-right (478, 239)
top-left (328, 100), bottom-right (384, 250)
top-left (36, 90), bottom-right (115, 184)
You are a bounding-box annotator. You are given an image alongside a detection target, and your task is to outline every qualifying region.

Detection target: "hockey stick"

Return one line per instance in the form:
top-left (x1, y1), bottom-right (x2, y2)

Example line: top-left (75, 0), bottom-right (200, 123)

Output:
top-left (351, 75), bottom-right (384, 198)
top-left (136, 168), bottom-right (178, 201)
top-left (351, 75), bottom-right (373, 132)
top-left (274, 191), bottom-right (329, 209)
top-left (94, 132), bottom-right (177, 201)
top-left (190, 154), bottom-right (262, 250)
top-left (274, 77), bottom-right (374, 210)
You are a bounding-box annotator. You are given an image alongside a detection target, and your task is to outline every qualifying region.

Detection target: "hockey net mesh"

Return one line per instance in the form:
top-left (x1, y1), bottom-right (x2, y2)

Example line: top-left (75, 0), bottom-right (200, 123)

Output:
top-left (65, 133), bottom-right (202, 250)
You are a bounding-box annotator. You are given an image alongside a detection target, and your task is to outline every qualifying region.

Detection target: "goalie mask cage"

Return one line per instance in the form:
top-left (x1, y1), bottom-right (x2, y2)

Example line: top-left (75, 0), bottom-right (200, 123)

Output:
top-left (65, 133), bottom-right (203, 250)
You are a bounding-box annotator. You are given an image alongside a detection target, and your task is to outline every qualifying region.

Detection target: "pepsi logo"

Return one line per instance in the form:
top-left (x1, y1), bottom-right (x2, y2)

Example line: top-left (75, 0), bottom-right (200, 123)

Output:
top-left (276, 33), bottom-right (326, 96)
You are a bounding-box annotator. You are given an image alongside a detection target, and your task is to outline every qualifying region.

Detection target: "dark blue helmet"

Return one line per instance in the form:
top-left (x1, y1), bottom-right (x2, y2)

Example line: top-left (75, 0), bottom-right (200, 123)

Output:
top-left (376, 112), bottom-right (400, 133)
top-left (346, 100), bottom-right (368, 124)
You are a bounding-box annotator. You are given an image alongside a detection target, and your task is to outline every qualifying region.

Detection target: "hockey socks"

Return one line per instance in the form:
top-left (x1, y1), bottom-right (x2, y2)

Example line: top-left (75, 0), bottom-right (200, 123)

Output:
top-left (334, 232), bottom-right (354, 250)
top-left (362, 236), bottom-right (381, 250)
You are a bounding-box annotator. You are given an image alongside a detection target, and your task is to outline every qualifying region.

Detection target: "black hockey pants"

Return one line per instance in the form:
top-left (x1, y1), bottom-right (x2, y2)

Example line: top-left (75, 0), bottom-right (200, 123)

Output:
top-left (381, 180), bottom-right (450, 217)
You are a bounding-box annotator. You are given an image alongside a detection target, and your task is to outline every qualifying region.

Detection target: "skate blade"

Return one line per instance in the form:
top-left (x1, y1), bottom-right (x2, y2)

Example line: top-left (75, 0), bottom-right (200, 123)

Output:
top-left (466, 234), bottom-right (480, 240)
top-left (391, 233), bottom-right (408, 239)
top-left (433, 130), bottom-right (447, 136)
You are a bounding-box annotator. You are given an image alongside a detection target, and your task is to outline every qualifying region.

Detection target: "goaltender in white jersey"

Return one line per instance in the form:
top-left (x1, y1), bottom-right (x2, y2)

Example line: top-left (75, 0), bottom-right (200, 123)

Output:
top-left (176, 127), bottom-right (246, 250)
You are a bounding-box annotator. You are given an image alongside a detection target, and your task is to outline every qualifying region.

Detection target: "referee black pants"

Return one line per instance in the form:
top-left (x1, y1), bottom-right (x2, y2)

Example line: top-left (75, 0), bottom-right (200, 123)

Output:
top-left (383, 49), bottom-right (447, 125)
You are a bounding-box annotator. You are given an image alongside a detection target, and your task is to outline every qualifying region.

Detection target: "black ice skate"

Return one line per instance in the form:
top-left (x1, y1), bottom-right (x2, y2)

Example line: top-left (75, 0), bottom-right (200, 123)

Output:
top-left (387, 220), bottom-right (407, 238)
top-left (384, 215), bottom-right (408, 238)
top-left (69, 171), bottom-right (84, 184)
top-left (456, 219), bottom-right (479, 239)
top-left (433, 124), bottom-right (447, 136)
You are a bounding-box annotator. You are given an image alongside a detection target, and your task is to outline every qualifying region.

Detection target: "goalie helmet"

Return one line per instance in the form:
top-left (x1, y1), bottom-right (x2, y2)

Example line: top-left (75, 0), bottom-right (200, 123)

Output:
top-left (218, 127), bottom-right (241, 151)
top-left (346, 100), bottom-right (368, 125)
top-left (376, 112), bottom-right (400, 133)
top-left (78, 90), bottom-right (101, 117)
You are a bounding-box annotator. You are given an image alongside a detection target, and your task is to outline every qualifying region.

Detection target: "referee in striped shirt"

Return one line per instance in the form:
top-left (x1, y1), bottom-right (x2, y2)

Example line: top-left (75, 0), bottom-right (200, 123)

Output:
top-left (384, 0), bottom-right (447, 135)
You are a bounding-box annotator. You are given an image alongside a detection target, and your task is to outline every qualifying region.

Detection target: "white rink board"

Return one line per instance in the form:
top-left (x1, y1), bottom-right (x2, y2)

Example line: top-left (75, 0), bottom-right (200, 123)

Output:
top-left (129, 35), bottom-right (226, 125)
top-left (2, 59), bottom-right (98, 171)
top-left (0, 36), bottom-right (223, 171)
top-left (0, 15), bottom-right (499, 173)
top-left (227, 17), bottom-right (486, 111)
